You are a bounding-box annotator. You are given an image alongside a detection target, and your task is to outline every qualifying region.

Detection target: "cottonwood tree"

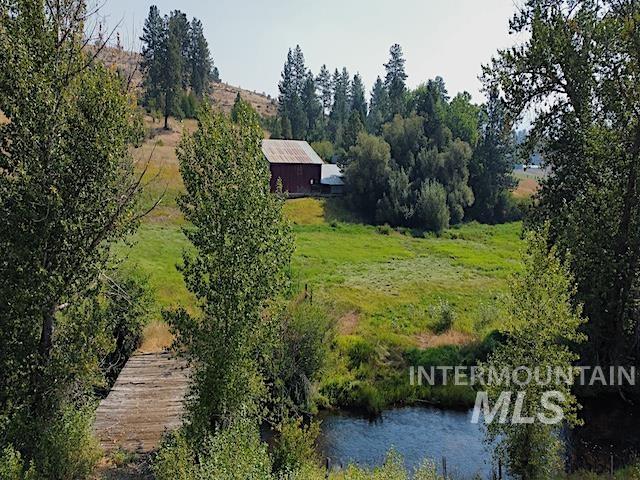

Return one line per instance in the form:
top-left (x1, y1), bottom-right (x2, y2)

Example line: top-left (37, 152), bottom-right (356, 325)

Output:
top-left (484, 0), bottom-right (640, 372)
top-left (166, 101), bottom-right (293, 441)
top-left (0, 0), bottom-right (146, 459)
top-left (482, 228), bottom-right (585, 479)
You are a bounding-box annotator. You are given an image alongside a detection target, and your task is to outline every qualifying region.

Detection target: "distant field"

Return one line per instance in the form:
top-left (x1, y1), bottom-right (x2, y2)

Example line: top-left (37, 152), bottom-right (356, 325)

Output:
top-left (513, 170), bottom-right (542, 198)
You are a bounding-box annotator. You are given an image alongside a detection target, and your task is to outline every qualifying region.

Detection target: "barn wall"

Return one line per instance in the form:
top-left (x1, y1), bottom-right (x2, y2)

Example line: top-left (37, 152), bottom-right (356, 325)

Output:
top-left (269, 163), bottom-right (321, 194)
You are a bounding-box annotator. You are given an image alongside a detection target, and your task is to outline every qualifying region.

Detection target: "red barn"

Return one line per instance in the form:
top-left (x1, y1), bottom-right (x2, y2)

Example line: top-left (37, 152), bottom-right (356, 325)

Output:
top-left (262, 139), bottom-right (322, 194)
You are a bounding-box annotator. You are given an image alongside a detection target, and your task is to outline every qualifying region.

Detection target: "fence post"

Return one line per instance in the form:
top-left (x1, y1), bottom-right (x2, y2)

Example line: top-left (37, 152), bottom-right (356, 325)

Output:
top-left (498, 458), bottom-right (502, 479)
top-left (610, 444), bottom-right (614, 478)
top-left (442, 457), bottom-right (447, 479)
top-left (325, 457), bottom-right (330, 478)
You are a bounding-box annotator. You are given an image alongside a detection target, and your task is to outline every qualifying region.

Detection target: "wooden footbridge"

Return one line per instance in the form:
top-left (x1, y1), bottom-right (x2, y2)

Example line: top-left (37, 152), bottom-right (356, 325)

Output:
top-left (94, 352), bottom-right (190, 453)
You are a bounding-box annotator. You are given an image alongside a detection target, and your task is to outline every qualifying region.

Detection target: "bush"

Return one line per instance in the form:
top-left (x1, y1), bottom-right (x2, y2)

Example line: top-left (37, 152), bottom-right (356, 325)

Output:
top-left (430, 301), bottom-right (455, 333)
top-left (36, 405), bottom-right (102, 480)
top-left (405, 345), bottom-right (462, 377)
top-left (341, 336), bottom-right (375, 369)
top-left (376, 224), bottom-right (393, 235)
top-left (320, 376), bottom-right (384, 415)
top-left (271, 418), bottom-right (320, 474)
top-left (415, 181), bottom-right (450, 233)
top-left (198, 419), bottom-right (272, 480)
top-left (152, 430), bottom-right (196, 480)
top-left (154, 419), bottom-right (273, 480)
top-left (262, 300), bottom-right (334, 417)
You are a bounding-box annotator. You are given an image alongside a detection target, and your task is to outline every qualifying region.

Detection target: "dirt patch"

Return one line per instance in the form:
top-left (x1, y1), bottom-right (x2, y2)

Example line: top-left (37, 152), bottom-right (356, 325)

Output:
top-left (339, 311), bottom-right (360, 335)
top-left (414, 330), bottom-right (475, 349)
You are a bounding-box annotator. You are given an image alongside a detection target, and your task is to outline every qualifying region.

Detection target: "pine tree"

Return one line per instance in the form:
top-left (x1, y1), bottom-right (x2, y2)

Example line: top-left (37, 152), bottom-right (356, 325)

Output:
top-left (316, 64), bottom-right (333, 118)
top-left (350, 73), bottom-right (367, 124)
top-left (188, 18), bottom-right (213, 98)
top-left (157, 11), bottom-right (185, 128)
top-left (140, 6), bottom-right (165, 111)
top-left (277, 46), bottom-right (308, 139)
top-left (291, 45), bottom-right (306, 94)
top-left (384, 43), bottom-right (408, 116)
top-left (168, 11), bottom-right (190, 89)
top-left (467, 88), bottom-right (516, 223)
top-left (367, 76), bottom-right (390, 135)
top-left (328, 67), bottom-right (351, 145)
top-left (301, 71), bottom-right (322, 140)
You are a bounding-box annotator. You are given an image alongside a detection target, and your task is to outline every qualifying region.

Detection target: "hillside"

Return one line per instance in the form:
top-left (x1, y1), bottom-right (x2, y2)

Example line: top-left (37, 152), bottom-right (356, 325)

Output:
top-left (92, 47), bottom-right (277, 117)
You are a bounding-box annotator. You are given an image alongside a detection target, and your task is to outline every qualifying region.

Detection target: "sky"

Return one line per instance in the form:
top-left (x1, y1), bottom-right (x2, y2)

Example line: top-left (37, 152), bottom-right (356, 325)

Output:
top-left (94, 0), bottom-right (525, 104)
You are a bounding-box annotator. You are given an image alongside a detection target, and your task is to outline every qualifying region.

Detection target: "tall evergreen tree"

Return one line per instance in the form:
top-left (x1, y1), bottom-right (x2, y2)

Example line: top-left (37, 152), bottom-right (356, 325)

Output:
top-left (350, 73), bottom-right (367, 124)
top-left (277, 46), bottom-right (307, 139)
top-left (367, 76), bottom-right (390, 135)
top-left (188, 18), bottom-right (213, 98)
top-left (328, 67), bottom-right (350, 145)
top-left (291, 45), bottom-right (307, 94)
top-left (414, 77), bottom-right (451, 149)
top-left (168, 11), bottom-right (190, 89)
top-left (467, 88), bottom-right (516, 223)
top-left (384, 43), bottom-right (408, 116)
top-left (140, 6), bottom-right (165, 110)
top-left (301, 71), bottom-right (322, 140)
top-left (316, 64), bottom-right (333, 118)
top-left (158, 11), bottom-right (185, 128)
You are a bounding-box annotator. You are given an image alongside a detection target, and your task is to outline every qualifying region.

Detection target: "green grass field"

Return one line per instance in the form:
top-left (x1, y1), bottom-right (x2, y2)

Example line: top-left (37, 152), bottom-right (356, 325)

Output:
top-left (120, 198), bottom-right (522, 347)
top-left (118, 195), bottom-right (523, 401)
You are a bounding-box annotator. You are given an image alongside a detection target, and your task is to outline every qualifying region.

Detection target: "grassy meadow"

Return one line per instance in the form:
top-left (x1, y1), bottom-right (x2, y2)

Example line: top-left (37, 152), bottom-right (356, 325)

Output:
top-left (119, 118), bottom-right (526, 408)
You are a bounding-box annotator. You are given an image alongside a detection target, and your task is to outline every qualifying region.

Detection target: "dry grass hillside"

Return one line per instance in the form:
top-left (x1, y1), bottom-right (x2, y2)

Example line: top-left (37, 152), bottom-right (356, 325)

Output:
top-left (92, 47), bottom-right (277, 117)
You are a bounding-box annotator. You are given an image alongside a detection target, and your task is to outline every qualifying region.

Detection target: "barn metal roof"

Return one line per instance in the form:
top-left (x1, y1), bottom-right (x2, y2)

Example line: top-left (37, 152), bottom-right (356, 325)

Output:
top-left (321, 163), bottom-right (344, 186)
top-left (262, 139), bottom-right (324, 165)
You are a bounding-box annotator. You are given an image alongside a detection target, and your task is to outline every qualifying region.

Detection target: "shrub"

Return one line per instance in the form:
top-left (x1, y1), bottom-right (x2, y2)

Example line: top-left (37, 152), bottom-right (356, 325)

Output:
top-left (320, 375), bottom-right (384, 415)
top-left (36, 405), bottom-right (102, 480)
top-left (198, 419), bottom-right (272, 480)
top-left (376, 224), bottom-right (393, 235)
top-left (415, 180), bottom-right (450, 234)
top-left (262, 300), bottom-right (334, 418)
top-left (430, 301), bottom-right (455, 333)
top-left (271, 418), bottom-right (320, 474)
top-left (341, 336), bottom-right (375, 369)
top-left (152, 430), bottom-right (196, 480)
